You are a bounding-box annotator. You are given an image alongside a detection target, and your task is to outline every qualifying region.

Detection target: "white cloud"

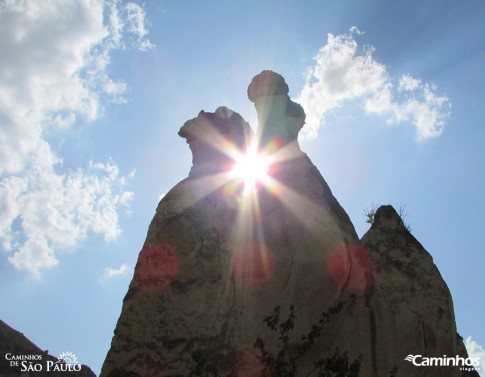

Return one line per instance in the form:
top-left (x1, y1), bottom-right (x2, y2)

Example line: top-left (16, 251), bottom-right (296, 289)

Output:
top-left (104, 263), bottom-right (131, 278)
top-left (466, 336), bottom-right (485, 377)
top-left (125, 2), bottom-right (155, 51)
top-left (0, 0), bottom-right (152, 277)
top-left (1, 161), bottom-right (133, 278)
top-left (7, 239), bottom-right (59, 280)
top-left (398, 74), bottom-right (421, 92)
top-left (296, 28), bottom-right (450, 141)
top-left (349, 25), bottom-right (364, 35)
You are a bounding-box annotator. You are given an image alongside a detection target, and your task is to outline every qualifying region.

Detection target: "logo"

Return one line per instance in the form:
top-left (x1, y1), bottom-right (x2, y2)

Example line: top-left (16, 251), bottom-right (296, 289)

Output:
top-left (404, 355), bottom-right (418, 363)
top-left (59, 352), bottom-right (79, 366)
top-left (404, 354), bottom-right (480, 373)
top-left (4, 351), bottom-right (82, 373)
top-left (49, 351), bottom-right (82, 372)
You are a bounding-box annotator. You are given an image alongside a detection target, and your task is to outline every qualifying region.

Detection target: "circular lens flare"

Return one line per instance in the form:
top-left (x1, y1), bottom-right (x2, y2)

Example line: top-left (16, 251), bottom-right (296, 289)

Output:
top-left (231, 145), bottom-right (271, 195)
top-left (326, 244), bottom-right (376, 294)
top-left (134, 243), bottom-right (179, 292)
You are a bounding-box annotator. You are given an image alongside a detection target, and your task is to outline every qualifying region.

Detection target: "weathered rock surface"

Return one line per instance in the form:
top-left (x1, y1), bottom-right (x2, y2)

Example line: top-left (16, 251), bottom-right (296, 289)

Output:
top-left (100, 71), bottom-right (477, 377)
top-left (100, 71), bottom-right (369, 376)
top-left (358, 205), bottom-right (479, 376)
top-left (0, 319), bottom-right (96, 377)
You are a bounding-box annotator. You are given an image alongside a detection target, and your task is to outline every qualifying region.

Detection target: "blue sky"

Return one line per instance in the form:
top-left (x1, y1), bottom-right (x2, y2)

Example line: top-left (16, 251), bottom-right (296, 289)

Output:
top-left (1, 0), bottom-right (484, 375)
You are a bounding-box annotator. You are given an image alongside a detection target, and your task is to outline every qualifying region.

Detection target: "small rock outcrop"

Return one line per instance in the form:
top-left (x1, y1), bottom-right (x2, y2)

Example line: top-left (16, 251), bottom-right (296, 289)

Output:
top-left (0, 320), bottom-right (96, 377)
top-left (302, 205), bottom-right (479, 377)
top-left (360, 205), bottom-right (478, 376)
top-left (100, 71), bottom-right (477, 377)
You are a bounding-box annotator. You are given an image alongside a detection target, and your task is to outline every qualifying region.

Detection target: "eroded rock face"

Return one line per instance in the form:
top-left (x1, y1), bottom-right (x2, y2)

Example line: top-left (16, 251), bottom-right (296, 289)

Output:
top-left (100, 72), bottom-right (368, 377)
top-left (359, 205), bottom-right (478, 377)
top-left (100, 72), bottom-right (475, 377)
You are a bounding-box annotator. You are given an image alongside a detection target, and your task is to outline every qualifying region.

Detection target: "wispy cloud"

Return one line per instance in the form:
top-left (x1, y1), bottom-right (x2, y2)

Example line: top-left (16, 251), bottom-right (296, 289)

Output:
top-left (125, 2), bottom-right (155, 51)
top-left (296, 27), bottom-right (450, 141)
top-left (466, 336), bottom-right (485, 377)
top-left (0, 0), bottom-right (152, 277)
top-left (104, 263), bottom-right (131, 278)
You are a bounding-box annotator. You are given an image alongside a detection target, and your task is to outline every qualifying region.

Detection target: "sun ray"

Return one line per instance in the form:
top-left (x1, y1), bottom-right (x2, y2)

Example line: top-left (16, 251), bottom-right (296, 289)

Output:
top-left (175, 108), bottom-right (329, 289)
top-left (261, 174), bottom-right (328, 236)
top-left (185, 170), bottom-right (234, 198)
top-left (230, 144), bottom-right (271, 196)
top-left (263, 139), bottom-right (303, 165)
top-left (229, 172), bottom-right (276, 287)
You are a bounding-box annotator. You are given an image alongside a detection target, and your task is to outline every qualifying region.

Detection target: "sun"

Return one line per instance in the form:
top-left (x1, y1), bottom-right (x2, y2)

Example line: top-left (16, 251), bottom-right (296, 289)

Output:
top-left (231, 145), bottom-right (271, 195)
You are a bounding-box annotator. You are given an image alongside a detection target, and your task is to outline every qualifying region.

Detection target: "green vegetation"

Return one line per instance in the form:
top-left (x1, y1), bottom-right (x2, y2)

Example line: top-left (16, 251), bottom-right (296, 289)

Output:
top-left (363, 204), bottom-right (412, 232)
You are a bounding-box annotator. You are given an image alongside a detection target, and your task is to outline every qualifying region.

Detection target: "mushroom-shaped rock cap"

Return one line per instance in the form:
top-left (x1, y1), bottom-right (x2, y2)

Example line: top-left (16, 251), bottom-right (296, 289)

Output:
top-left (247, 70), bottom-right (289, 102)
top-left (247, 71), bottom-right (305, 146)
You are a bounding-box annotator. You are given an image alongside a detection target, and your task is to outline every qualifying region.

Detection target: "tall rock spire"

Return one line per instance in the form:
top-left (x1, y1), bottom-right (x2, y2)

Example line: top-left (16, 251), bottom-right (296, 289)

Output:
top-left (100, 73), bottom-right (475, 377)
top-left (100, 71), bottom-right (367, 376)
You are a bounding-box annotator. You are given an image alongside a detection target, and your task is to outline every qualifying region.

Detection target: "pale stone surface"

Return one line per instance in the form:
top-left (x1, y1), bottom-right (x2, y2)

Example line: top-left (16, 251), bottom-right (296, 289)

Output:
top-left (101, 73), bottom-right (366, 376)
top-left (358, 205), bottom-right (478, 376)
top-left (287, 205), bottom-right (479, 376)
top-left (100, 72), bottom-right (476, 377)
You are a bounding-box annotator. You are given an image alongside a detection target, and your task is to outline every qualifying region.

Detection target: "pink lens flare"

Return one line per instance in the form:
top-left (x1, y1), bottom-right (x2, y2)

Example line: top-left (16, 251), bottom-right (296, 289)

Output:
top-left (326, 243), bottom-right (376, 294)
top-left (134, 243), bottom-right (180, 292)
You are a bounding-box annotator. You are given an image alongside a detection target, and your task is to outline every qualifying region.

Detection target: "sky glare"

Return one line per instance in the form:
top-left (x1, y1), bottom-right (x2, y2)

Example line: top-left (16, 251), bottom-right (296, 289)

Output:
top-left (0, 0), bottom-right (484, 375)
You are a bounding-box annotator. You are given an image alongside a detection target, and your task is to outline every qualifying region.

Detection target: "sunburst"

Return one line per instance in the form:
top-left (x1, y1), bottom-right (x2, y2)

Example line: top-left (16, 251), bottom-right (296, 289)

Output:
top-left (175, 118), bottom-right (318, 287)
top-left (230, 144), bottom-right (271, 196)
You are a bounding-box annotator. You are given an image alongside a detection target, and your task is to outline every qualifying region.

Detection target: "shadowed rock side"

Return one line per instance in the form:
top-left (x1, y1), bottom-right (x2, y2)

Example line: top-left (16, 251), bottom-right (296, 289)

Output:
top-left (357, 205), bottom-right (479, 377)
top-left (100, 72), bottom-right (370, 376)
top-left (248, 70), bottom-right (305, 147)
top-left (0, 320), bottom-right (96, 377)
top-left (178, 106), bottom-right (253, 178)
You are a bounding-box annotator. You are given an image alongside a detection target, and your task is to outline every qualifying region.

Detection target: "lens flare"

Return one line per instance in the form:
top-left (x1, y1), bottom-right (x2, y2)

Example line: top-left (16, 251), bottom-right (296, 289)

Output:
top-left (232, 349), bottom-right (273, 376)
top-left (134, 243), bottom-right (179, 292)
top-left (231, 145), bottom-right (271, 195)
top-left (326, 244), bottom-right (376, 294)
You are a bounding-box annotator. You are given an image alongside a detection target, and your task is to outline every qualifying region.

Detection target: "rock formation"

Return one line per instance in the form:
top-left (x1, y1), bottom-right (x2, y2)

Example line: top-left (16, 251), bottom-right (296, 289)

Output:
top-left (178, 106), bottom-right (253, 178)
top-left (360, 206), bottom-right (478, 376)
top-left (0, 319), bottom-right (96, 377)
top-left (100, 71), bottom-right (478, 377)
